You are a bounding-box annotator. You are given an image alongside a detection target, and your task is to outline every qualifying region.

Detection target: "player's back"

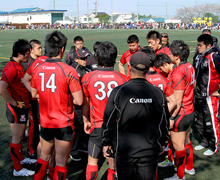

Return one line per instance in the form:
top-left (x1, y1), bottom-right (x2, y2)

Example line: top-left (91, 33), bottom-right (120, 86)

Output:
top-left (170, 62), bottom-right (195, 114)
top-left (146, 70), bottom-right (173, 97)
top-left (82, 67), bottom-right (128, 128)
top-left (31, 59), bottom-right (81, 128)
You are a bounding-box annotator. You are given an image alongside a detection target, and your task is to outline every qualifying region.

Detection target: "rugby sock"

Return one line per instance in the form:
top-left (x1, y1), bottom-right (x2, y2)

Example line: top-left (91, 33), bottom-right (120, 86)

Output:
top-left (86, 164), bottom-right (98, 180)
top-left (168, 139), bottom-right (174, 162)
top-left (53, 165), bottom-right (67, 180)
top-left (27, 110), bottom-right (35, 155)
top-left (47, 165), bottom-right (55, 180)
top-left (155, 167), bottom-right (158, 180)
top-left (176, 149), bottom-right (186, 179)
top-left (185, 142), bottom-right (194, 170)
top-left (34, 158), bottom-right (48, 180)
top-left (107, 168), bottom-right (116, 180)
top-left (10, 143), bottom-right (23, 171)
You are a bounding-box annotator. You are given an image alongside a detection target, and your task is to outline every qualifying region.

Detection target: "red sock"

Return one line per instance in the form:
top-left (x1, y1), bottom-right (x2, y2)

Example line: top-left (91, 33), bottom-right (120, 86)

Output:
top-left (168, 139), bottom-right (174, 162)
top-left (28, 110), bottom-right (35, 155)
top-left (185, 142), bottom-right (194, 170)
top-left (176, 149), bottom-right (186, 179)
top-left (86, 164), bottom-right (98, 180)
top-left (47, 165), bottom-right (55, 180)
top-left (10, 143), bottom-right (23, 171)
top-left (34, 158), bottom-right (48, 180)
top-left (107, 168), bottom-right (116, 180)
top-left (53, 165), bottom-right (67, 180)
top-left (155, 167), bottom-right (158, 180)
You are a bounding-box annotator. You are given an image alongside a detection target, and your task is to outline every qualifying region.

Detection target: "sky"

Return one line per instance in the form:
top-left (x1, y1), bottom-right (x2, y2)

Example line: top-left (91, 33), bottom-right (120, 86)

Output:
top-left (0, 0), bottom-right (220, 19)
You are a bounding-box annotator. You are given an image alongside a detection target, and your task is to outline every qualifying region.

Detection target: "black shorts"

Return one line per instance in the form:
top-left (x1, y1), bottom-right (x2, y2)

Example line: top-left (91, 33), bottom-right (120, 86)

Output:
top-left (6, 102), bottom-right (29, 124)
top-left (30, 99), bottom-right (40, 124)
top-left (40, 126), bottom-right (75, 141)
top-left (171, 112), bottom-right (195, 132)
top-left (88, 139), bottom-right (102, 159)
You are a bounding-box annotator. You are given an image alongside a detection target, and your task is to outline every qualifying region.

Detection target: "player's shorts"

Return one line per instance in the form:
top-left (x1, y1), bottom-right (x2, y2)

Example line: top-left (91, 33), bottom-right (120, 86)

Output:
top-left (30, 99), bottom-right (40, 124)
top-left (171, 112), bottom-right (195, 132)
top-left (88, 128), bottom-right (103, 159)
top-left (6, 102), bottom-right (29, 124)
top-left (40, 125), bottom-right (75, 141)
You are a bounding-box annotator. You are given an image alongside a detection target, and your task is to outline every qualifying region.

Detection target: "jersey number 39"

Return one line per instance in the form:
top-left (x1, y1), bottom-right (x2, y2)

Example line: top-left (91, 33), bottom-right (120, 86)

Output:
top-left (94, 81), bottom-right (118, 100)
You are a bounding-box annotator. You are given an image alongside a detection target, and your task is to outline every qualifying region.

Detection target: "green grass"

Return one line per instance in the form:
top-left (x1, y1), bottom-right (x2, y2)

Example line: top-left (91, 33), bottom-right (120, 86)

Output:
top-left (0, 29), bottom-right (220, 180)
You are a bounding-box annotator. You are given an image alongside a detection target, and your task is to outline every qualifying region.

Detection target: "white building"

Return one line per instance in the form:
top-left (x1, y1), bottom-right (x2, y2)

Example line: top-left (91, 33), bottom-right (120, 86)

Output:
top-left (0, 7), bottom-right (67, 25)
top-left (112, 12), bottom-right (133, 23)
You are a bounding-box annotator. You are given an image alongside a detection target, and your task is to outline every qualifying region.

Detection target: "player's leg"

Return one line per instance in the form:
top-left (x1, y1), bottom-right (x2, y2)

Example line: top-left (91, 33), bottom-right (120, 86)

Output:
top-left (47, 150), bottom-right (55, 180)
top-left (35, 128), bottom-right (54, 180)
top-left (27, 109), bottom-right (35, 156)
top-left (204, 96), bottom-right (219, 155)
top-left (108, 158), bottom-right (116, 180)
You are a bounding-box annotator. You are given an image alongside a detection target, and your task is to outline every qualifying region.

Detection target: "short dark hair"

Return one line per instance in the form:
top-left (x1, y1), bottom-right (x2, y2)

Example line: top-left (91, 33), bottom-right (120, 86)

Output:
top-left (29, 39), bottom-right (41, 49)
top-left (96, 41), bottom-right (117, 67)
top-left (93, 41), bottom-right (102, 54)
top-left (12, 39), bottom-right (31, 57)
top-left (140, 46), bottom-right (156, 67)
top-left (74, 36), bottom-right (84, 43)
top-left (127, 34), bottom-right (139, 44)
top-left (161, 33), bottom-right (169, 38)
top-left (45, 31), bottom-right (67, 58)
top-left (154, 53), bottom-right (172, 68)
top-left (170, 40), bottom-right (189, 62)
top-left (197, 34), bottom-right (213, 47)
top-left (146, 30), bottom-right (161, 44)
top-left (202, 29), bottom-right (211, 34)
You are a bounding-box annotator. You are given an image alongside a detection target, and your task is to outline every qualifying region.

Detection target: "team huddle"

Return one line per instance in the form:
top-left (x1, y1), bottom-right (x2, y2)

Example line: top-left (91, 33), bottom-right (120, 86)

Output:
top-left (0, 29), bottom-right (219, 180)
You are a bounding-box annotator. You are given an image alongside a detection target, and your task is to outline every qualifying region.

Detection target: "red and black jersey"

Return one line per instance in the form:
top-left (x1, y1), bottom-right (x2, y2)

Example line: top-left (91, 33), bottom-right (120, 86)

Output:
top-left (81, 67), bottom-right (128, 132)
top-left (146, 70), bottom-right (174, 97)
top-left (22, 56), bottom-right (35, 72)
top-left (31, 58), bottom-right (82, 128)
top-left (155, 46), bottom-right (170, 56)
top-left (26, 55), bottom-right (48, 76)
top-left (169, 62), bottom-right (195, 115)
top-left (120, 49), bottom-right (139, 78)
top-left (1, 58), bottom-right (29, 108)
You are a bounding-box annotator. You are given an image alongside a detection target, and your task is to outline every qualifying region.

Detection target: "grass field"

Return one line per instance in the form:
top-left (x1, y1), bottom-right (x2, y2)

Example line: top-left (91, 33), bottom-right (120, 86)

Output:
top-left (0, 29), bottom-right (220, 180)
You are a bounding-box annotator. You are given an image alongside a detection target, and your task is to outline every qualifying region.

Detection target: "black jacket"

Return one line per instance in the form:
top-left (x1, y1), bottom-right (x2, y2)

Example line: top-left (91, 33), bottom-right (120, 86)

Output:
top-left (102, 78), bottom-right (170, 158)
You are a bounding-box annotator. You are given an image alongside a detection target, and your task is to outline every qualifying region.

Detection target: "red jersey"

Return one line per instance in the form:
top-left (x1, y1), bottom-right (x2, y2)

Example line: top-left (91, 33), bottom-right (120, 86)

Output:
top-left (120, 49), bottom-right (139, 78)
top-left (155, 46), bottom-right (170, 56)
top-left (169, 62), bottom-right (195, 115)
top-left (31, 58), bottom-right (82, 128)
top-left (146, 70), bottom-right (174, 97)
top-left (81, 67), bottom-right (128, 131)
top-left (26, 55), bottom-right (48, 76)
top-left (1, 58), bottom-right (29, 108)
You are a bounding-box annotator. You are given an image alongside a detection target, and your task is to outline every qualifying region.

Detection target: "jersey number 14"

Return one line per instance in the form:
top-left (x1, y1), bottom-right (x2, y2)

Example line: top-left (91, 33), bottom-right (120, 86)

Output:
top-left (39, 73), bottom-right (57, 93)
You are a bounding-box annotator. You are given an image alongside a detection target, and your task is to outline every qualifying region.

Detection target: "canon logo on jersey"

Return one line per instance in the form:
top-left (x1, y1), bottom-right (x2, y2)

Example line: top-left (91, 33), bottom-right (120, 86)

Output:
top-left (43, 66), bottom-right (56, 70)
top-left (129, 98), bottom-right (152, 104)
top-left (98, 74), bottom-right (114, 78)
top-left (150, 78), bottom-right (161, 81)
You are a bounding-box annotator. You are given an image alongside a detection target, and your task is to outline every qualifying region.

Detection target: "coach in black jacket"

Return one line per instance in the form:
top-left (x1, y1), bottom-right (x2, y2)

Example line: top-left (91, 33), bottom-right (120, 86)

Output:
top-left (102, 52), bottom-right (170, 180)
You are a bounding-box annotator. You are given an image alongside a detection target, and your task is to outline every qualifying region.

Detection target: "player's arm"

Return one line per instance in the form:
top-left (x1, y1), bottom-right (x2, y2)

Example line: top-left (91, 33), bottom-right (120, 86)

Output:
top-left (118, 62), bottom-right (125, 75)
top-left (0, 81), bottom-right (17, 106)
top-left (170, 90), bottom-right (184, 118)
top-left (72, 90), bottom-right (83, 106)
top-left (22, 73), bottom-right (32, 92)
top-left (31, 87), bottom-right (39, 99)
top-left (81, 96), bottom-right (91, 134)
top-left (166, 93), bottom-right (177, 114)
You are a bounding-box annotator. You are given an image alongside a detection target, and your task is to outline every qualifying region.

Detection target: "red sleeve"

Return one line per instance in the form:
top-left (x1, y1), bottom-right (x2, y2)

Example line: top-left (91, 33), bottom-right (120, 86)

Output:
top-left (165, 83), bottom-right (174, 97)
top-left (68, 68), bottom-right (82, 93)
top-left (120, 52), bottom-right (127, 65)
top-left (81, 74), bottom-right (90, 97)
top-left (1, 66), bottom-right (16, 85)
top-left (26, 64), bottom-right (33, 75)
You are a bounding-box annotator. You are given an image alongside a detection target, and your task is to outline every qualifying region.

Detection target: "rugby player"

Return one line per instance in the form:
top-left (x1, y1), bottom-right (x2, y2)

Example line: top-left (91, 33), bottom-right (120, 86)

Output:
top-left (0, 39), bottom-right (36, 176)
top-left (193, 34), bottom-right (220, 156)
top-left (81, 41), bottom-right (128, 180)
top-left (31, 31), bottom-right (83, 180)
top-left (22, 39), bottom-right (42, 159)
top-left (163, 40), bottom-right (195, 180)
top-left (102, 52), bottom-right (170, 180)
top-left (161, 33), bottom-right (170, 48)
top-left (118, 34), bottom-right (140, 79)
